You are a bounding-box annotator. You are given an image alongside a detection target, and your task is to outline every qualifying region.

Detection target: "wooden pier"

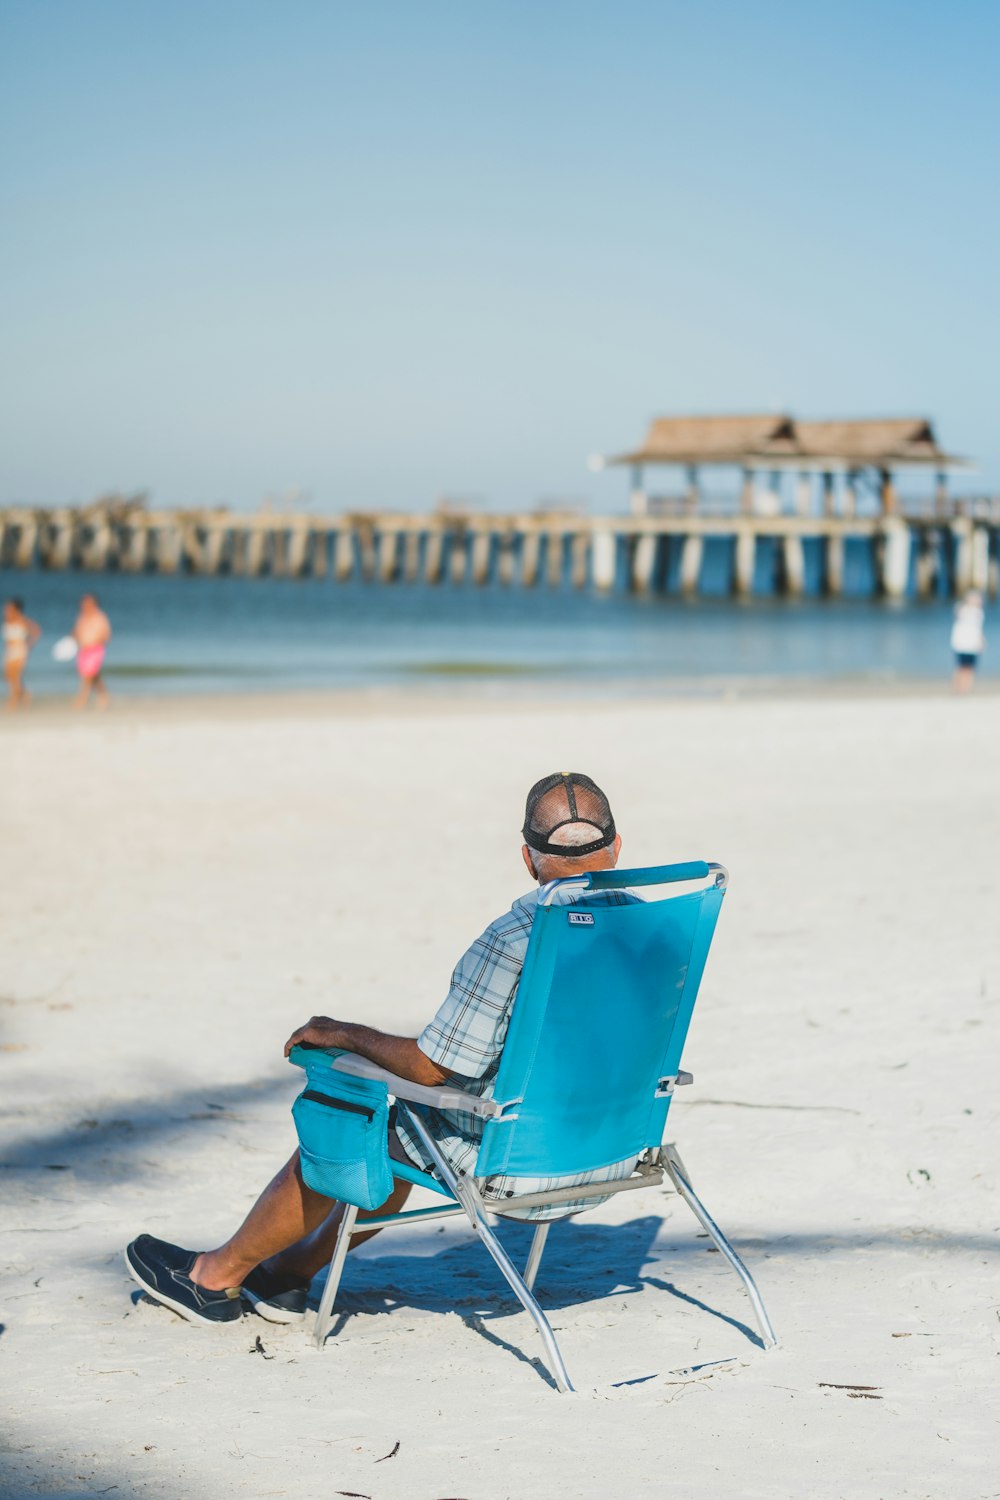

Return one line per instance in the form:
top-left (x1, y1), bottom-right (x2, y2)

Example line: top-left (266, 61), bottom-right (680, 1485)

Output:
top-left (0, 502), bottom-right (997, 600)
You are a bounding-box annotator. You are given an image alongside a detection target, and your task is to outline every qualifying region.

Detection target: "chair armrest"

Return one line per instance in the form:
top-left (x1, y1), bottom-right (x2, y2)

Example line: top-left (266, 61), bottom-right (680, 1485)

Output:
top-left (319, 1051), bottom-right (504, 1120)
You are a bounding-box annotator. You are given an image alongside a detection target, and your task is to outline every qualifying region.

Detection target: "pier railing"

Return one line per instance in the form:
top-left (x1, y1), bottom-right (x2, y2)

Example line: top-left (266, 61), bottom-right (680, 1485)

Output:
top-left (0, 504), bottom-right (996, 599)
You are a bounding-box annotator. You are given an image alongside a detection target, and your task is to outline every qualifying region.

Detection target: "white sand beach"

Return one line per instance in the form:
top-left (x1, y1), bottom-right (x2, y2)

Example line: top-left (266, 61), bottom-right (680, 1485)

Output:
top-left (1, 688), bottom-right (997, 1500)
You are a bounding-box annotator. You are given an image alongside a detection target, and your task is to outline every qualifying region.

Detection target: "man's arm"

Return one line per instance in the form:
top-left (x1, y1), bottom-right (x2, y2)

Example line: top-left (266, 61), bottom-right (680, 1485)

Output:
top-left (283, 1016), bottom-right (449, 1086)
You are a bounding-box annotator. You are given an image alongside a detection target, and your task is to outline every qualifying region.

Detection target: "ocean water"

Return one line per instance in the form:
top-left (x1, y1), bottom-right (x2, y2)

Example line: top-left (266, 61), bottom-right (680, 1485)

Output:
top-left (1, 568), bottom-right (990, 698)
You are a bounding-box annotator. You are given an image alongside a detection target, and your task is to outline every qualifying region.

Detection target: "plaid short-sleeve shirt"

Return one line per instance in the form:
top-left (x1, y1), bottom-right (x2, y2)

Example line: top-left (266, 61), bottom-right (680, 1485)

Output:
top-left (393, 885), bottom-right (640, 1221)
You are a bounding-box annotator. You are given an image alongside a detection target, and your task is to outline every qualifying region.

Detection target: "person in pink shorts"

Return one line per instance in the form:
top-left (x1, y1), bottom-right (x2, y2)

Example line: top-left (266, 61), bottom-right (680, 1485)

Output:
top-left (73, 593), bottom-right (112, 709)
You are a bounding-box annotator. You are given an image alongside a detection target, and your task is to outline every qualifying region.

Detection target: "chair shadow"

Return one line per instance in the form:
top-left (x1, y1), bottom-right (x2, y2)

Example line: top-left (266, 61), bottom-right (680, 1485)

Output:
top-left (643, 1276), bottom-right (761, 1348)
top-left (313, 1213), bottom-right (743, 1342)
top-left (458, 1312), bottom-right (561, 1391)
top-left (321, 1275), bottom-right (562, 1389)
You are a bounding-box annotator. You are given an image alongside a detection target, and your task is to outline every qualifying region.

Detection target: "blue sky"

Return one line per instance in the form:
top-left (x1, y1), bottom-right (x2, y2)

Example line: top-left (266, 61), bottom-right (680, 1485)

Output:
top-left (1, 1), bottom-right (997, 512)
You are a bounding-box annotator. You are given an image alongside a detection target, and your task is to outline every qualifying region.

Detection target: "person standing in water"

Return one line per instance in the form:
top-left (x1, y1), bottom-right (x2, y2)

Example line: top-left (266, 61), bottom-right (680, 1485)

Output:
top-left (950, 590), bottom-right (986, 695)
top-left (73, 593), bottom-right (112, 709)
top-left (3, 598), bottom-right (41, 710)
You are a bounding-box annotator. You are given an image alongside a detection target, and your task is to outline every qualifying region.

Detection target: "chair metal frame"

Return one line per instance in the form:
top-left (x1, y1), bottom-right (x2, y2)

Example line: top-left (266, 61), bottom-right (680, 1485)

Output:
top-left (309, 863), bottom-right (777, 1392)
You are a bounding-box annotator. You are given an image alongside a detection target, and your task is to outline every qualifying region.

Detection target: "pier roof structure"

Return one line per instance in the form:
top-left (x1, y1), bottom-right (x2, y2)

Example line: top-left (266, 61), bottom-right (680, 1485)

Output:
top-left (609, 414), bottom-right (795, 466)
top-left (609, 415), bottom-right (963, 472)
top-left (793, 419), bottom-right (961, 470)
top-left (610, 414), bottom-right (797, 467)
top-left (606, 414), bottom-right (968, 515)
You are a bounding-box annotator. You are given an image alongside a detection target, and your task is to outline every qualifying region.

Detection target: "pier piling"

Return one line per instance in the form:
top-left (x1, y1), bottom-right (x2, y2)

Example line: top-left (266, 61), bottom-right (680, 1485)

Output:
top-left (333, 529), bottom-right (354, 582)
top-left (285, 522), bottom-right (311, 578)
top-left (971, 527), bottom-right (990, 592)
top-left (15, 515), bottom-right (40, 569)
top-left (402, 528), bottom-right (421, 583)
top-left (423, 529), bottom-right (444, 584)
top-left (880, 520), bottom-right (912, 600)
top-left (495, 532), bottom-right (514, 586)
top-left (914, 530), bottom-right (938, 600)
top-left (679, 534), bottom-right (703, 596)
top-left (378, 529), bottom-right (401, 583)
top-left (824, 533), bottom-right (845, 597)
top-left (734, 528), bottom-right (756, 596)
top-left (592, 530), bottom-right (616, 591)
top-left (119, 521), bottom-right (150, 573)
top-left (40, 510), bottom-right (75, 570)
top-left (311, 528), bottom-right (329, 580)
top-left (521, 532), bottom-right (541, 587)
top-left (781, 535), bottom-right (806, 598)
top-left (544, 532), bottom-right (563, 589)
top-left (357, 522), bottom-right (377, 583)
top-left (952, 520), bottom-right (974, 595)
top-left (570, 531), bottom-right (590, 589)
top-left (472, 529), bottom-right (491, 586)
top-left (244, 525), bottom-right (269, 577)
top-left (449, 530), bottom-right (468, 585)
top-left (631, 532), bottom-right (657, 593)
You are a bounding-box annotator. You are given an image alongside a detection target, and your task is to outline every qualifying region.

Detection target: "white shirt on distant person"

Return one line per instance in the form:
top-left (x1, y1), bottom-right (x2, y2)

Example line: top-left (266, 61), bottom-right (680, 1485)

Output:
top-left (951, 600), bottom-right (985, 657)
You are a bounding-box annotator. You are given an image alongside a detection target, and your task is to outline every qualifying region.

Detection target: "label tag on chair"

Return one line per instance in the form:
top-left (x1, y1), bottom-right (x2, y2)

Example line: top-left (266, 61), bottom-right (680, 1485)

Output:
top-left (567, 911), bottom-right (595, 926)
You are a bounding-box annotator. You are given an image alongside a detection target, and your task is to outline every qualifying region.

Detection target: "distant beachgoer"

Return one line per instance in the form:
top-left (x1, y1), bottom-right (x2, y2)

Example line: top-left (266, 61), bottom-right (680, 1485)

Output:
top-left (73, 593), bottom-right (112, 709)
top-left (950, 590), bottom-right (985, 695)
top-left (3, 598), bottom-right (41, 710)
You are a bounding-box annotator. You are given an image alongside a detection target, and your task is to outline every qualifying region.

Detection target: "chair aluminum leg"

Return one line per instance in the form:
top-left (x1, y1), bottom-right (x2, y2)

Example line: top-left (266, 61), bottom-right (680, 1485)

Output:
top-left (661, 1142), bottom-right (777, 1349)
top-left (313, 1202), bottom-right (359, 1349)
top-left (400, 1103), bottom-right (575, 1393)
top-left (523, 1222), bottom-right (550, 1293)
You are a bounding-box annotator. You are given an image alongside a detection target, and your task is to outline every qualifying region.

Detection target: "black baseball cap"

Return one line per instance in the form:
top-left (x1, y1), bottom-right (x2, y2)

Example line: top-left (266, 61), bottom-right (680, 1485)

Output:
top-left (522, 772), bottom-right (616, 857)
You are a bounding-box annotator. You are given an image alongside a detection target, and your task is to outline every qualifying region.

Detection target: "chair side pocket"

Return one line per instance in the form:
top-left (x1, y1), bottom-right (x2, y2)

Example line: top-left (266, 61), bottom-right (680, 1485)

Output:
top-left (292, 1073), bottom-right (393, 1212)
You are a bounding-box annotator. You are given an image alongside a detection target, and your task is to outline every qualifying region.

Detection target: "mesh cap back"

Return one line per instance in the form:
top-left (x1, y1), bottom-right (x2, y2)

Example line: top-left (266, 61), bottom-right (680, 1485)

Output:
top-left (522, 772), bottom-right (616, 857)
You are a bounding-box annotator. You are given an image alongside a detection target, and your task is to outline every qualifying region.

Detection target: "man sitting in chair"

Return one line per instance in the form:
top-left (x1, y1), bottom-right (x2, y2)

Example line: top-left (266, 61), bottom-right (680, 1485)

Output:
top-left (127, 772), bottom-right (639, 1327)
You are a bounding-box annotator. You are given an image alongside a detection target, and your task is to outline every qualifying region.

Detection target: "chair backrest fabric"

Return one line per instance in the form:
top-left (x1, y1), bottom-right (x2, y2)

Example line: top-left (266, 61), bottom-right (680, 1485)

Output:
top-left (474, 865), bottom-right (724, 1180)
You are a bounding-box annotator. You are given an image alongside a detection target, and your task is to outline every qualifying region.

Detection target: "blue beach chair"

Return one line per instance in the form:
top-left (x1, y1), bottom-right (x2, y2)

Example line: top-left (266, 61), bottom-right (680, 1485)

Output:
top-left (295, 862), bottom-right (777, 1392)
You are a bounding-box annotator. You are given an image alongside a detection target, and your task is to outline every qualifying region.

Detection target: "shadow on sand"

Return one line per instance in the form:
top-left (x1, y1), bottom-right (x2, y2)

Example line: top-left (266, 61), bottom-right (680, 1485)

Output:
top-left (5, 1068), bottom-right (997, 1381)
top-left (322, 1213), bottom-right (764, 1353)
top-left (0, 1071), bottom-right (295, 1176)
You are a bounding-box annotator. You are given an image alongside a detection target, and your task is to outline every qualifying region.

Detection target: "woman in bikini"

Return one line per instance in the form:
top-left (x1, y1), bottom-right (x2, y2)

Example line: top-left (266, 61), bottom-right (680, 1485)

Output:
top-left (3, 597), bottom-right (42, 710)
top-left (73, 593), bottom-right (113, 710)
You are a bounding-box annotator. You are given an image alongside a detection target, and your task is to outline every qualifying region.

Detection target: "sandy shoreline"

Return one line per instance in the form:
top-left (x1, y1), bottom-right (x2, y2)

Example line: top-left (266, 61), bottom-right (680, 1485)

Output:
top-left (1, 689), bottom-right (997, 1498)
top-left (3, 669), bottom-right (1000, 731)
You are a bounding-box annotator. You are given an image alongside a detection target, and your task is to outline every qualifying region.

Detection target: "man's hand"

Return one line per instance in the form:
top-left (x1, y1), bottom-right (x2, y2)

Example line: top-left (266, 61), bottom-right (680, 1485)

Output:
top-left (284, 1016), bottom-right (345, 1058)
top-left (283, 1015), bottom-right (449, 1086)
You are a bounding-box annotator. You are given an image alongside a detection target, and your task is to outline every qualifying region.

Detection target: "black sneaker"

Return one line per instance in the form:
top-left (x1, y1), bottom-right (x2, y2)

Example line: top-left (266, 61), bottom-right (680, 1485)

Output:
top-left (241, 1264), bottom-right (309, 1324)
top-left (126, 1235), bottom-right (244, 1326)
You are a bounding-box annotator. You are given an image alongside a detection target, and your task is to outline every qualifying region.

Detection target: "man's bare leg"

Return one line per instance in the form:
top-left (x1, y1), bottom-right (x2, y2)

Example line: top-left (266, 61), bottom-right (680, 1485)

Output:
top-left (5, 665), bottom-right (26, 709)
top-left (264, 1176), bottom-right (413, 1284)
top-left (94, 671), bottom-right (110, 709)
top-left (74, 677), bottom-right (92, 710)
top-left (190, 1151), bottom-right (412, 1290)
